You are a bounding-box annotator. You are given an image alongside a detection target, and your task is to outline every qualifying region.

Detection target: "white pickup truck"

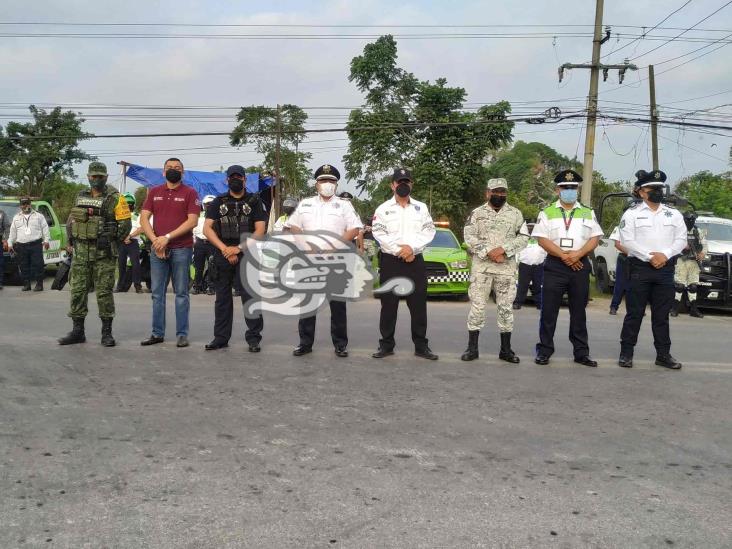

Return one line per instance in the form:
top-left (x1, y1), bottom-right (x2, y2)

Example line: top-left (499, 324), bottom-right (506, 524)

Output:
top-left (593, 215), bottom-right (732, 309)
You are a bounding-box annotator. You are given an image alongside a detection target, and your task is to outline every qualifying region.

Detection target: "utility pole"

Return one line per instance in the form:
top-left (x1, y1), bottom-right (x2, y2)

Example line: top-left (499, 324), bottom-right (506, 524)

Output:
top-left (648, 65), bottom-right (659, 170)
top-left (274, 104), bottom-right (282, 219)
top-left (557, 0), bottom-right (637, 204)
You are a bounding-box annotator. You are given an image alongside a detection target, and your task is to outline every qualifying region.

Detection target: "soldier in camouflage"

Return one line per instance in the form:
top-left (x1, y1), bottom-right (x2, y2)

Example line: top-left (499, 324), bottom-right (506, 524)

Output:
top-left (462, 178), bottom-right (529, 363)
top-left (59, 162), bottom-right (132, 347)
top-left (671, 211), bottom-right (708, 318)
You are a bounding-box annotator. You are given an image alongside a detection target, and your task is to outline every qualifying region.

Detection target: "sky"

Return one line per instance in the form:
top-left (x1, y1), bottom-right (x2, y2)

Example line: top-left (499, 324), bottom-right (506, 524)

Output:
top-left (1, 0), bottom-right (731, 196)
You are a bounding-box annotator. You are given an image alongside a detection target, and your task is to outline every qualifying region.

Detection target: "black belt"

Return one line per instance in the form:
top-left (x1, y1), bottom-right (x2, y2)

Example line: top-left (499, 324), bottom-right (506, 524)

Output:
top-left (14, 239), bottom-right (42, 246)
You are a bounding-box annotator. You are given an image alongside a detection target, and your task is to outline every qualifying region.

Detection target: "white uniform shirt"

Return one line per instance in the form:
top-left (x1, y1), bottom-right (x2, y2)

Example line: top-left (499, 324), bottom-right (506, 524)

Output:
top-left (372, 197), bottom-right (436, 256)
top-left (284, 195), bottom-right (362, 234)
top-left (8, 210), bottom-right (50, 246)
top-left (618, 202), bottom-right (687, 262)
top-left (532, 200), bottom-right (604, 251)
top-left (517, 240), bottom-right (547, 266)
top-left (609, 226), bottom-right (620, 242)
top-left (193, 214), bottom-right (207, 241)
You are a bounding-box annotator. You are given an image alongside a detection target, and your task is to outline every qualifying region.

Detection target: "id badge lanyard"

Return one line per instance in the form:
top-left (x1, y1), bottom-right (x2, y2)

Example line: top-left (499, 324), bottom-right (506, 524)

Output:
top-left (560, 209), bottom-right (575, 249)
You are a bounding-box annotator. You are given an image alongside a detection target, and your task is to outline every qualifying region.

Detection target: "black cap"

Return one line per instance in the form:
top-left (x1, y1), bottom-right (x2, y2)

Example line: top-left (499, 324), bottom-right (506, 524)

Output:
top-left (314, 164), bottom-right (340, 181)
top-left (226, 165), bottom-right (246, 177)
top-left (636, 169), bottom-right (667, 187)
top-left (338, 191), bottom-right (353, 200)
top-left (19, 196), bottom-right (31, 205)
top-left (393, 168), bottom-right (412, 182)
top-left (554, 169), bottom-right (582, 186)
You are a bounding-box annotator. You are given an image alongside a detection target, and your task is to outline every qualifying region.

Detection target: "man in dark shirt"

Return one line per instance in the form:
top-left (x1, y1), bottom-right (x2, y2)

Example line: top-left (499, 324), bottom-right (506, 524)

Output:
top-left (203, 165), bottom-right (268, 351)
top-left (139, 158), bottom-right (200, 348)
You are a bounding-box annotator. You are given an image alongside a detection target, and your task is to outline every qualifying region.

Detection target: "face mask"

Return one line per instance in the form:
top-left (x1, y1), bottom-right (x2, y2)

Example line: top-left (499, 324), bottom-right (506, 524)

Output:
top-left (90, 177), bottom-right (106, 190)
top-left (489, 195), bottom-right (507, 208)
top-left (283, 207), bottom-right (295, 216)
top-left (21, 205), bottom-right (31, 213)
top-left (559, 188), bottom-right (578, 204)
top-left (318, 182), bottom-right (336, 197)
top-left (395, 182), bottom-right (411, 198)
top-left (228, 178), bottom-right (244, 193)
top-left (165, 169), bottom-right (182, 183)
top-left (646, 188), bottom-right (664, 204)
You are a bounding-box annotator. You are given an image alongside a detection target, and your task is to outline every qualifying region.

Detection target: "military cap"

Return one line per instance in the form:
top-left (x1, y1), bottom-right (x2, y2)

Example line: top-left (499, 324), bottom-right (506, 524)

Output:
top-left (314, 164), bottom-right (340, 181)
top-left (19, 196), bottom-right (31, 205)
top-left (282, 197), bottom-right (298, 209)
top-left (226, 165), bottom-right (246, 177)
top-left (338, 191), bottom-right (353, 200)
top-left (487, 178), bottom-right (508, 190)
top-left (87, 161), bottom-right (108, 176)
top-left (636, 169), bottom-right (667, 187)
top-left (392, 167), bottom-right (412, 182)
top-left (554, 169), bottom-right (582, 186)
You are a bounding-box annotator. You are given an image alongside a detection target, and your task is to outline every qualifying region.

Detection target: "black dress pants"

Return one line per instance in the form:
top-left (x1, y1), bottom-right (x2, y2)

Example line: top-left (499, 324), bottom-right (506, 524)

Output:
top-left (378, 253), bottom-right (429, 352)
top-left (536, 256), bottom-right (591, 359)
top-left (620, 257), bottom-right (676, 357)
top-left (212, 252), bottom-right (263, 345)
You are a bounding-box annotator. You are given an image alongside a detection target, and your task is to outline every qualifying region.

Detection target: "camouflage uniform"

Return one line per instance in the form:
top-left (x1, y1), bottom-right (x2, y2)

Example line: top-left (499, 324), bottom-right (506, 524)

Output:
top-left (673, 226), bottom-right (708, 316)
top-left (464, 203), bottom-right (528, 332)
top-left (60, 162), bottom-right (131, 346)
top-left (68, 185), bottom-right (131, 319)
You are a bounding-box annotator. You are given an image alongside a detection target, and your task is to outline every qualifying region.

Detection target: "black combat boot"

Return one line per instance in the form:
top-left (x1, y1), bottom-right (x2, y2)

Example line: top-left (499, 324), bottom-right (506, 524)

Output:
top-left (669, 300), bottom-right (680, 317)
top-left (498, 332), bottom-right (520, 363)
top-left (101, 318), bottom-right (116, 347)
top-left (58, 318), bottom-right (86, 345)
top-left (460, 330), bottom-right (479, 361)
top-left (689, 301), bottom-right (704, 318)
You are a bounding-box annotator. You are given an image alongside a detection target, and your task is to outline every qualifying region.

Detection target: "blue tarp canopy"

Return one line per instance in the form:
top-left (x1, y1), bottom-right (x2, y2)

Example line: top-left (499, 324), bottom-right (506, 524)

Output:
top-left (124, 163), bottom-right (274, 198)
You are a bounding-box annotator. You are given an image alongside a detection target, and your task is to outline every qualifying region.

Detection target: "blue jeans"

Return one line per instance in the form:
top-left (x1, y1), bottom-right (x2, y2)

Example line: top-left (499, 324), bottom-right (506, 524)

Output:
top-left (150, 247), bottom-right (193, 338)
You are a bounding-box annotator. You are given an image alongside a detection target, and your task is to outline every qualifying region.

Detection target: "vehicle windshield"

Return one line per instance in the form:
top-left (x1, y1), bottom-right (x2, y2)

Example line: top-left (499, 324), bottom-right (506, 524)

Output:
top-left (697, 222), bottom-right (732, 242)
top-left (0, 203), bottom-right (20, 220)
top-left (427, 230), bottom-right (459, 249)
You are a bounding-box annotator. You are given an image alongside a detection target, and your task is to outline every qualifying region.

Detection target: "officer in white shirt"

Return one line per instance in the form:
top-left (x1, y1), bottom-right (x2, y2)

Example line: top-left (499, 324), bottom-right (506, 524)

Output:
top-left (513, 222), bottom-right (547, 310)
top-left (7, 197), bottom-right (50, 291)
top-left (371, 168), bottom-right (438, 361)
top-left (192, 195), bottom-right (216, 295)
top-left (532, 170), bottom-right (604, 367)
top-left (285, 164), bottom-right (363, 358)
top-left (618, 170), bottom-right (687, 369)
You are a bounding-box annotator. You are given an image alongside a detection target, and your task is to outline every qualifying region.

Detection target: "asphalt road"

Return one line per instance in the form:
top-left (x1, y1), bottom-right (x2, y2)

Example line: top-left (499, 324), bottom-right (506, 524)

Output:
top-left (1, 281), bottom-right (731, 548)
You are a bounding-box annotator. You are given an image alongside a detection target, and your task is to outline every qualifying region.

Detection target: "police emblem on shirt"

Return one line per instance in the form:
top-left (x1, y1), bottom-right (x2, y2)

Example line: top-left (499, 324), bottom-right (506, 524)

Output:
top-left (664, 210), bottom-right (673, 218)
top-left (219, 203), bottom-right (228, 215)
top-left (414, 205), bottom-right (420, 211)
top-left (619, 219), bottom-right (626, 228)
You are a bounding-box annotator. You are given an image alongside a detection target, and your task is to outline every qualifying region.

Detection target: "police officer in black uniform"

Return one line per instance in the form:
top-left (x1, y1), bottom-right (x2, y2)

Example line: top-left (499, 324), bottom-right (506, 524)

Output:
top-left (203, 165), bottom-right (268, 351)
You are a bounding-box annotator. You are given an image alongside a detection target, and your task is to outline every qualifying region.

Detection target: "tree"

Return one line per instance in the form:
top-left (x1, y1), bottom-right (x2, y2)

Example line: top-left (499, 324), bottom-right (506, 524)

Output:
top-left (133, 186), bottom-right (149, 214)
top-left (344, 35), bottom-right (514, 227)
top-left (41, 175), bottom-right (87, 222)
top-left (230, 105), bottom-right (312, 198)
top-left (0, 105), bottom-right (93, 197)
top-left (676, 170), bottom-right (732, 218)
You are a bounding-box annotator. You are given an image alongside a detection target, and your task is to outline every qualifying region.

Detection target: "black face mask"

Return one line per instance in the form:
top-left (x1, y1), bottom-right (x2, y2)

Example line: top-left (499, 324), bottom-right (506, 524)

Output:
top-left (646, 188), bottom-right (664, 203)
top-left (283, 207), bottom-right (295, 216)
top-left (395, 182), bottom-right (411, 198)
top-left (90, 177), bottom-right (106, 190)
top-left (165, 169), bottom-right (182, 183)
top-left (228, 178), bottom-right (244, 193)
top-left (489, 195), bottom-right (507, 208)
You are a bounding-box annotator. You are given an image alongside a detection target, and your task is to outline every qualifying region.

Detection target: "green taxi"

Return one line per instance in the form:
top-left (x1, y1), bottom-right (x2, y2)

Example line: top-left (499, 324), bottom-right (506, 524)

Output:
top-left (423, 225), bottom-right (471, 295)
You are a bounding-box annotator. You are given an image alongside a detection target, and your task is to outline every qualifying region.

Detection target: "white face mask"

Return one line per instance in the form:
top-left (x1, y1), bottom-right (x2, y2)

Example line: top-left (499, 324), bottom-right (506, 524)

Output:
top-left (318, 181), bottom-right (336, 198)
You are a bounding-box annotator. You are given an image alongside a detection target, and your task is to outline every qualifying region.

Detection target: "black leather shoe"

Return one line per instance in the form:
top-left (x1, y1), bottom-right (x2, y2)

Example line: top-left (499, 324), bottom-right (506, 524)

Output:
top-left (372, 347), bottom-right (394, 359)
top-left (534, 355), bottom-right (550, 365)
top-left (334, 346), bottom-right (348, 358)
top-left (293, 345), bottom-right (312, 356)
top-left (176, 336), bottom-right (189, 348)
top-left (33, 281), bottom-right (43, 292)
top-left (22, 283), bottom-right (31, 291)
top-left (415, 348), bottom-right (439, 361)
top-left (248, 343), bottom-right (261, 353)
top-left (206, 287), bottom-right (215, 295)
top-left (574, 356), bottom-right (598, 367)
top-left (618, 355), bottom-right (633, 368)
top-left (609, 307), bottom-right (617, 315)
top-left (656, 355), bottom-right (682, 370)
top-left (205, 340), bottom-right (228, 351)
top-left (140, 335), bottom-right (164, 346)
top-left (191, 287), bottom-right (201, 295)
top-left (512, 303), bottom-right (521, 310)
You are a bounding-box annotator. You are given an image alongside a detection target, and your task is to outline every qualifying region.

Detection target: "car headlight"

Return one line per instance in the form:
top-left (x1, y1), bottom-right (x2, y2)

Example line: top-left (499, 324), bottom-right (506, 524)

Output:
top-left (449, 260), bottom-right (468, 269)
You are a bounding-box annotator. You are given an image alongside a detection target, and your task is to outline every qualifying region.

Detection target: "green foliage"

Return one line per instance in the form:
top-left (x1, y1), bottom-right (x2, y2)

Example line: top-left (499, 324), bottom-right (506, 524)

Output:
top-left (344, 35), bottom-right (514, 228)
top-left (676, 170), bottom-right (732, 218)
top-left (0, 106), bottom-right (94, 197)
top-left (230, 105), bottom-right (312, 197)
top-left (133, 186), bottom-right (148, 214)
top-left (41, 175), bottom-right (87, 222)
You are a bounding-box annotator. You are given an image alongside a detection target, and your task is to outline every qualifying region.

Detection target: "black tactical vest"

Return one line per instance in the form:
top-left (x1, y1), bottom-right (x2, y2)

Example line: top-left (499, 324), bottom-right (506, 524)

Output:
top-left (214, 193), bottom-right (255, 245)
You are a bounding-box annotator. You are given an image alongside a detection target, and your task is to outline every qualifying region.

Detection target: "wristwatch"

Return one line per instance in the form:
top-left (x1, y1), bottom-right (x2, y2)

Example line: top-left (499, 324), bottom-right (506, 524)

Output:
top-left (164, 233), bottom-right (171, 240)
